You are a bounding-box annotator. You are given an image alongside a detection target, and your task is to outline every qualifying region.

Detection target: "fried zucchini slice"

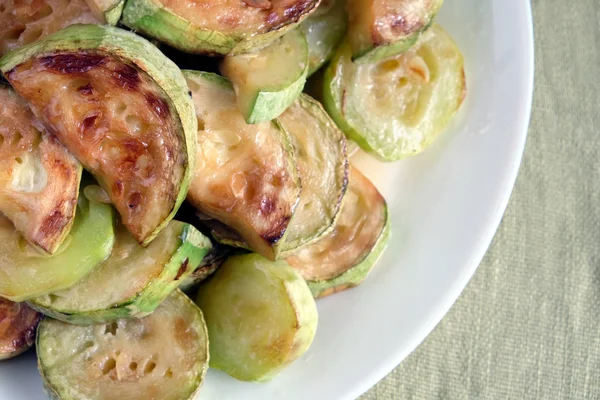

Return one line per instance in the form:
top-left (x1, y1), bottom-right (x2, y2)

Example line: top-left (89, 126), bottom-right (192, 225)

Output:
top-left (220, 28), bottom-right (309, 124)
top-left (30, 220), bottom-right (211, 325)
top-left (196, 253), bottom-right (317, 382)
top-left (121, 0), bottom-right (320, 56)
top-left (84, 0), bottom-right (125, 25)
top-left (324, 24), bottom-right (466, 161)
top-left (347, 0), bottom-right (443, 62)
top-left (0, 298), bottom-right (42, 360)
top-left (0, 85), bottom-right (82, 254)
top-left (184, 71), bottom-right (301, 261)
top-left (287, 167), bottom-right (390, 298)
top-left (0, 0), bottom-right (101, 57)
top-left (37, 290), bottom-right (209, 400)
top-left (0, 186), bottom-right (115, 302)
top-left (301, 0), bottom-right (348, 75)
top-left (277, 94), bottom-right (348, 254)
top-left (1, 24), bottom-right (197, 246)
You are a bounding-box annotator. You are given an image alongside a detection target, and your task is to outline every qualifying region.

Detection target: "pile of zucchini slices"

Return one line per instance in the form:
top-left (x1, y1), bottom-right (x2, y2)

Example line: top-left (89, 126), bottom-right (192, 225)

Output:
top-left (0, 0), bottom-right (465, 397)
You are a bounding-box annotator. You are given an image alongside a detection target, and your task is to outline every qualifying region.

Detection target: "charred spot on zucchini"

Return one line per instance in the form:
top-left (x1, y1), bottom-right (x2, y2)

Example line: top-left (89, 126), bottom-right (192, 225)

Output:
top-left (0, 85), bottom-right (82, 255)
top-left (0, 24), bottom-right (197, 246)
top-left (0, 298), bottom-right (42, 361)
top-left (347, 0), bottom-right (443, 62)
top-left (184, 71), bottom-right (301, 261)
top-left (287, 167), bottom-right (390, 298)
top-left (37, 290), bottom-right (209, 400)
top-left (277, 94), bottom-right (349, 254)
top-left (0, 185), bottom-right (115, 302)
top-left (84, 0), bottom-right (125, 25)
top-left (324, 24), bottom-right (466, 161)
top-left (121, 0), bottom-right (321, 55)
top-left (220, 28), bottom-right (309, 124)
top-left (30, 220), bottom-right (211, 325)
top-left (196, 253), bottom-right (317, 382)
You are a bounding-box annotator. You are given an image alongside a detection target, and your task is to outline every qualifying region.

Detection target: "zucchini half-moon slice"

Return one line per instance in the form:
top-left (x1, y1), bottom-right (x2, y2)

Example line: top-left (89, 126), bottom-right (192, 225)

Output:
top-left (324, 23), bottom-right (466, 161)
top-left (0, 298), bottom-right (42, 361)
top-left (0, 185), bottom-right (115, 302)
top-left (287, 166), bottom-right (390, 298)
top-left (184, 71), bottom-right (301, 261)
top-left (30, 220), bottom-right (212, 325)
top-left (0, 0), bottom-right (101, 57)
top-left (37, 290), bottom-right (209, 400)
top-left (121, 0), bottom-right (321, 56)
top-left (0, 85), bottom-right (82, 254)
top-left (347, 0), bottom-right (443, 63)
top-left (0, 24), bottom-right (197, 246)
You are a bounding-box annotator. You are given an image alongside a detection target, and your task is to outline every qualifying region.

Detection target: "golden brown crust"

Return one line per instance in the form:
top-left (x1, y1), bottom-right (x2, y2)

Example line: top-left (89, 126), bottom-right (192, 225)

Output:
top-left (0, 298), bottom-right (42, 360)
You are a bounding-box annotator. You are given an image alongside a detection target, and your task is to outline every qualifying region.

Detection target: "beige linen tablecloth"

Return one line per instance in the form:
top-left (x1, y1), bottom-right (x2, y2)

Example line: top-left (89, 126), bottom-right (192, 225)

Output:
top-left (362, 0), bottom-right (600, 398)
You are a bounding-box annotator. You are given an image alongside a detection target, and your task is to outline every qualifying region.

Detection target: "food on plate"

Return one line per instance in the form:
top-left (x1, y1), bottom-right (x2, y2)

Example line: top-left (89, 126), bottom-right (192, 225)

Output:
top-left (184, 71), bottom-right (301, 261)
top-left (195, 253), bottom-right (317, 382)
top-left (0, 24), bottom-right (197, 246)
top-left (220, 28), bottom-right (309, 124)
top-left (0, 298), bottom-right (42, 360)
top-left (36, 290), bottom-right (209, 400)
top-left (323, 23), bottom-right (466, 161)
top-left (121, 0), bottom-right (321, 55)
top-left (346, 0), bottom-right (443, 62)
top-left (0, 0), bottom-right (101, 57)
top-left (0, 184), bottom-right (114, 302)
top-left (30, 220), bottom-right (212, 325)
top-left (84, 0), bottom-right (125, 25)
top-left (287, 167), bottom-right (390, 298)
top-left (0, 84), bottom-right (82, 254)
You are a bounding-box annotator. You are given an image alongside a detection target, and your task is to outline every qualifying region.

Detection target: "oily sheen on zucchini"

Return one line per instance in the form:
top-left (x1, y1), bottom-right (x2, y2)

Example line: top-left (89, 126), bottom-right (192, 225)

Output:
top-left (324, 24), bottom-right (466, 161)
top-left (121, 0), bottom-right (320, 55)
top-left (184, 71), bottom-right (301, 261)
top-left (0, 24), bottom-right (197, 246)
top-left (30, 220), bottom-right (211, 325)
top-left (287, 167), bottom-right (390, 298)
top-left (0, 85), bottom-right (82, 255)
top-left (0, 298), bottom-right (42, 360)
top-left (37, 290), bottom-right (209, 400)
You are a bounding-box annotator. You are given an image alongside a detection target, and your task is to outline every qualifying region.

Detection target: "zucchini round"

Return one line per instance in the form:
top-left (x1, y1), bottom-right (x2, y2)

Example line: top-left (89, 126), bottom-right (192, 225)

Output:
top-left (0, 24), bottom-right (197, 246)
top-left (30, 220), bottom-right (212, 325)
top-left (0, 185), bottom-right (115, 302)
top-left (184, 71), bottom-right (301, 261)
top-left (121, 0), bottom-right (320, 56)
top-left (0, 298), bottom-right (42, 360)
top-left (196, 253), bottom-right (317, 382)
top-left (0, 85), bottom-right (82, 255)
top-left (323, 23), bottom-right (466, 161)
top-left (287, 167), bottom-right (390, 298)
top-left (37, 290), bottom-right (209, 400)
top-left (220, 28), bottom-right (309, 124)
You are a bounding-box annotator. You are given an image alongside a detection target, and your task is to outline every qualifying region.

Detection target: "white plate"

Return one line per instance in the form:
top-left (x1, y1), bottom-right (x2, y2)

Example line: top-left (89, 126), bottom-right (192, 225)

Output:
top-left (0, 0), bottom-right (534, 398)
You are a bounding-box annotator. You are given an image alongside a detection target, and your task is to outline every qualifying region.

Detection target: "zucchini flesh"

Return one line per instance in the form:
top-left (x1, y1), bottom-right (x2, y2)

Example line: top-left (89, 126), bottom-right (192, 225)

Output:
top-left (30, 220), bottom-right (212, 325)
top-left (287, 167), bottom-right (390, 298)
top-left (184, 71), bottom-right (301, 261)
top-left (37, 290), bottom-right (209, 400)
top-left (0, 85), bottom-right (82, 254)
top-left (324, 24), bottom-right (466, 161)
top-left (0, 298), bottom-right (42, 360)
top-left (84, 0), bottom-right (125, 25)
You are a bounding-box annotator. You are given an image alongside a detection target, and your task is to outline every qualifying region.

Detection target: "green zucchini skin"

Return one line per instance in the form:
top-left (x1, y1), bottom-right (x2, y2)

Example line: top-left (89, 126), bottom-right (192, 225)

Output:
top-left (84, 0), bottom-right (125, 25)
top-left (30, 221), bottom-right (212, 325)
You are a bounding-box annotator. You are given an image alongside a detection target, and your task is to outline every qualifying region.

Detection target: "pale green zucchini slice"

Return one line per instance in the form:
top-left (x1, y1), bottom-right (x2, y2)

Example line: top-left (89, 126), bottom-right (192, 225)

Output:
top-left (324, 24), bottom-right (466, 161)
top-left (30, 220), bottom-right (211, 325)
top-left (220, 28), bottom-right (309, 124)
top-left (0, 84), bottom-right (82, 254)
top-left (121, 0), bottom-right (320, 56)
top-left (0, 24), bottom-right (197, 246)
top-left (347, 0), bottom-right (443, 63)
top-left (0, 186), bottom-right (115, 302)
top-left (196, 253), bottom-right (317, 382)
top-left (287, 167), bottom-right (390, 298)
top-left (0, 298), bottom-right (42, 360)
top-left (301, 0), bottom-right (348, 75)
top-left (84, 0), bottom-right (125, 25)
top-left (37, 290), bottom-right (209, 400)
top-left (184, 71), bottom-right (301, 261)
